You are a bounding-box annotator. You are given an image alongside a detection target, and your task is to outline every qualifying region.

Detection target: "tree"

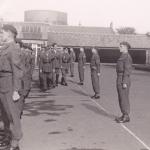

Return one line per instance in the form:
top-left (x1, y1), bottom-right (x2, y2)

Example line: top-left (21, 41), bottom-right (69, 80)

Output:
top-left (116, 27), bottom-right (136, 34)
top-left (146, 32), bottom-right (150, 37)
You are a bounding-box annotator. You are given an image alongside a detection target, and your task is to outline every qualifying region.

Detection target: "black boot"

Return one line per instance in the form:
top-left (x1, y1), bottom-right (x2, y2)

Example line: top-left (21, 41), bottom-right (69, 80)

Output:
top-left (115, 114), bottom-right (130, 123)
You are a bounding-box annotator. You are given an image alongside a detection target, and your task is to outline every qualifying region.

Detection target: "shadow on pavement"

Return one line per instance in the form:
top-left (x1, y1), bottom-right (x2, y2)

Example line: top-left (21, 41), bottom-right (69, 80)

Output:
top-left (48, 131), bottom-right (63, 135)
top-left (24, 100), bottom-right (73, 118)
top-left (28, 93), bottom-right (56, 99)
top-left (65, 148), bottom-right (105, 150)
top-left (82, 103), bottom-right (116, 119)
top-left (71, 89), bottom-right (89, 97)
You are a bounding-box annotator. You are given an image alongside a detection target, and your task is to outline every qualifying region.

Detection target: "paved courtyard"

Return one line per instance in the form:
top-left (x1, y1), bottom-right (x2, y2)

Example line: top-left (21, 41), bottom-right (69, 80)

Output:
top-left (20, 64), bottom-right (150, 150)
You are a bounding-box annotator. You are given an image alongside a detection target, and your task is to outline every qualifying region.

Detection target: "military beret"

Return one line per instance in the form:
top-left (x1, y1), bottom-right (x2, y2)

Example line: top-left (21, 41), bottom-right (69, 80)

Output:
top-left (120, 41), bottom-right (131, 49)
top-left (52, 43), bottom-right (57, 47)
top-left (2, 24), bottom-right (18, 35)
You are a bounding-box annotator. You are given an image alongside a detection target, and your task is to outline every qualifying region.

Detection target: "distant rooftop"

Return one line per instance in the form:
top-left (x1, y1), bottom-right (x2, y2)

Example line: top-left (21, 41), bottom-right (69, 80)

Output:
top-left (48, 25), bottom-right (114, 34)
top-left (48, 31), bottom-right (150, 49)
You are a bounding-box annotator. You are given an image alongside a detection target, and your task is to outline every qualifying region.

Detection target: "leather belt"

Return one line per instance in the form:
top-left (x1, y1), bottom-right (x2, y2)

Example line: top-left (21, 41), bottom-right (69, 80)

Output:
top-left (0, 72), bottom-right (12, 77)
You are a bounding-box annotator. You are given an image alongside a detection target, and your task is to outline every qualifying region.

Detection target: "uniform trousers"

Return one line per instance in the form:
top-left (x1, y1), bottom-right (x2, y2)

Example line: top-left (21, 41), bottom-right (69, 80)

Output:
top-left (42, 72), bottom-right (53, 90)
top-left (91, 69), bottom-right (100, 95)
top-left (61, 68), bottom-right (68, 84)
top-left (70, 62), bottom-right (74, 76)
top-left (116, 75), bottom-right (131, 115)
top-left (78, 65), bottom-right (84, 83)
top-left (0, 75), bottom-right (22, 147)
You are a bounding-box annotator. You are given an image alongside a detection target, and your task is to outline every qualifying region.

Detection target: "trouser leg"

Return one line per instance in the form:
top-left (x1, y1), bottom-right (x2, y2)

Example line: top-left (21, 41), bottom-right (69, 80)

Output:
top-left (42, 73), bottom-right (48, 90)
top-left (78, 66), bottom-right (84, 83)
top-left (55, 68), bottom-right (59, 85)
top-left (48, 72), bottom-right (53, 88)
top-left (117, 77), bottom-right (130, 115)
top-left (52, 72), bottom-right (56, 87)
top-left (91, 71), bottom-right (100, 95)
top-left (70, 63), bottom-right (74, 76)
top-left (0, 92), bottom-right (22, 147)
top-left (61, 69), bottom-right (66, 84)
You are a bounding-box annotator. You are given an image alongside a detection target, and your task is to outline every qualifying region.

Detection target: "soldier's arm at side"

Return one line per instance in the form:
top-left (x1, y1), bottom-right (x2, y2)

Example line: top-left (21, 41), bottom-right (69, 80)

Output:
top-left (83, 54), bottom-right (86, 67)
top-left (9, 49), bottom-right (23, 92)
top-left (123, 57), bottom-right (132, 84)
top-left (39, 55), bottom-right (43, 72)
top-left (73, 52), bottom-right (76, 62)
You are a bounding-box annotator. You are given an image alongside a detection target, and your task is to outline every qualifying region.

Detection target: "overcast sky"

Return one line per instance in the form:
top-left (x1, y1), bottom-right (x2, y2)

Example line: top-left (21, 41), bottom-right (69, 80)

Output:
top-left (0, 0), bottom-right (150, 33)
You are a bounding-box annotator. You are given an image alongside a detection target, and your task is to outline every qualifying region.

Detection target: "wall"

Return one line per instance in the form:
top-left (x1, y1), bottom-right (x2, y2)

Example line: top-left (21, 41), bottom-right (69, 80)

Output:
top-left (72, 47), bottom-right (146, 64)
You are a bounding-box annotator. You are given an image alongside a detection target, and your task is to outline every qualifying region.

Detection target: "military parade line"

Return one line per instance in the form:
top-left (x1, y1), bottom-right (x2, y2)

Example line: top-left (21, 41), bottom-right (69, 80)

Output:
top-left (0, 24), bottom-right (132, 150)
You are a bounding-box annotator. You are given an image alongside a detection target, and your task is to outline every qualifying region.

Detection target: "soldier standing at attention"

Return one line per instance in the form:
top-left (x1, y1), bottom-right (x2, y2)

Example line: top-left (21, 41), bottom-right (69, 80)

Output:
top-left (90, 48), bottom-right (101, 99)
top-left (53, 43), bottom-right (62, 86)
top-left (39, 47), bottom-right (45, 90)
top-left (69, 48), bottom-right (76, 77)
top-left (78, 47), bottom-right (86, 85)
top-left (39, 47), bottom-right (53, 91)
top-left (115, 41), bottom-right (132, 123)
top-left (51, 45), bottom-right (57, 88)
top-left (0, 25), bottom-right (23, 150)
top-left (22, 46), bottom-right (34, 98)
top-left (61, 48), bottom-right (70, 86)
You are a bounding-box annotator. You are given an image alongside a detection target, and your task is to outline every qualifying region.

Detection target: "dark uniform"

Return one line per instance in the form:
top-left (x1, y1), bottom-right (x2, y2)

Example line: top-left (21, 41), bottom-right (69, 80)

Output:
top-left (90, 53), bottom-right (100, 98)
top-left (51, 49), bottom-right (57, 87)
top-left (61, 51), bottom-right (70, 86)
top-left (39, 49), bottom-right (54, 91)
top-left (39, 49), bottom-right (45, 89)
top-left (0, 42), bottom-right (23, 148)
top-left (53, 50), bottom-right (62, 86)
top-left (22, 47), bottom-right (34, 98)
top-left (69, 50), bottom-right (76, 77)
top-left (18, 47), bottom-right (34, 118)
top-left (78, 51), bottom-right (86, 85)
top-left (116, 52), bottom-right (132, 118)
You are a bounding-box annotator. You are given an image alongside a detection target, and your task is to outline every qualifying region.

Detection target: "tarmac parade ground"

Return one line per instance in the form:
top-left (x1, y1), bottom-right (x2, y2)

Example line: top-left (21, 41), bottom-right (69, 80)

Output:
top-left (20, 64), bottom-right (150, 150)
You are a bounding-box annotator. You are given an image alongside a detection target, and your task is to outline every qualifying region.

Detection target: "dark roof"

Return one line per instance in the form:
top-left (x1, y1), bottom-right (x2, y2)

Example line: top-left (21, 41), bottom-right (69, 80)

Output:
top-left (48, 32), bottom-right (150, 49)
top-left (117, 34), bottom-right (150, 49)
top-left (48, 25), bottom-right (114, 34)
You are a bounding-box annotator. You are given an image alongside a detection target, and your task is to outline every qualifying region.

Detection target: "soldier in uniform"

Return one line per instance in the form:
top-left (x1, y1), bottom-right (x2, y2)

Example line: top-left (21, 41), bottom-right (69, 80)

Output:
top-left (18, 45), bottom-right (34, 118)
top-left (39, 46), bottom-right (54, 91)
top-left (39, 47), bottom-right (45, 90)
top-left (52, 43), bottom-right (62, 86)
top-left (22, 45), bottom-right (34, 98)
top-left (115, 41), bottom-right (132, 123)
top-left (78, 47), bottom-right (86, 85)
top-left (61, 48), bottom-right (70, 86)
top-left (69, 48), bottom-right (76, 77)
top-left (0, 25), bottom-right (23, 150)
top-left (90, 48), bottom-right (101, 99)
top-left (15, 41), bottom-right (26, 119)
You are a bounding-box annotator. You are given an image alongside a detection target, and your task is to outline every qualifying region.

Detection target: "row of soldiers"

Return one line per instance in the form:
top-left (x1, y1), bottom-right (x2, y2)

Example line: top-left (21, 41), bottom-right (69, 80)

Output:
top-left (0, 24), bottom-right (132, 150)
top-left (75, 42), bottom-right (132, 124)
top-left (0, 25), bottom-right (34, 150)
top-left (39, 44), bottom-right (101, 99)
top-left (39, 43), bottom-right (76, 91)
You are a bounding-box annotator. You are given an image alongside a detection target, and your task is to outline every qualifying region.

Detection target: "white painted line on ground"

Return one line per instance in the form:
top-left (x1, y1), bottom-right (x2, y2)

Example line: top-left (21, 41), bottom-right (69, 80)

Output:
top-left (72, 80), bottom-right (150, 150)
top-left (121, 124), bottom-right (150, 150)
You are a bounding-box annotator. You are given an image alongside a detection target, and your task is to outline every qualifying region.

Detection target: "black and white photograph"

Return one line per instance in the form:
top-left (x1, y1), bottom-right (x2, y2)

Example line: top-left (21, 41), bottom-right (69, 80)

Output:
top-left (0, 0), bottom-right (150, 150)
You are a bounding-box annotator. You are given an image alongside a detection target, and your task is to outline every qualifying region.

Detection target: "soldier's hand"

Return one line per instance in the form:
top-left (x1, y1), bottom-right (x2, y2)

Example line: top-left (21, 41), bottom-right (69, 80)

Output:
top-left (122, 84), bottom-right (127, 89)
top-left (83, 66), bottom-right (85, 69)
top-left (97, 73), bottom-right (101, 76)
top-left (13, 91), bottom-right (20, 102)
top-left (39, 69), bottom-right (42, 73)
top-left (53, 69), bottom-right (55, 73)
